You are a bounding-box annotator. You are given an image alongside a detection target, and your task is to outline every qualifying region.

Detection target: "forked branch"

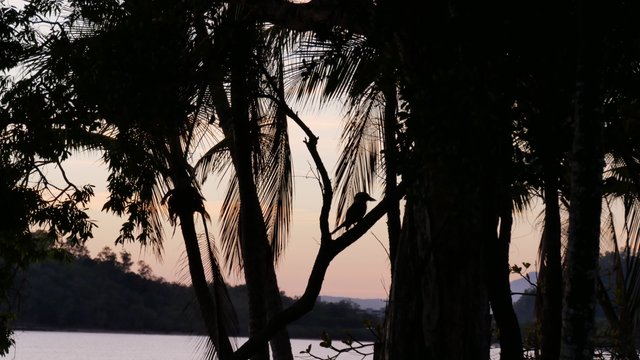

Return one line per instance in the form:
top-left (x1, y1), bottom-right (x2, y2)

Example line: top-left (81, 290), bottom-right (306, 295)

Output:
top-left (233, 69), bottom-right (403, 359)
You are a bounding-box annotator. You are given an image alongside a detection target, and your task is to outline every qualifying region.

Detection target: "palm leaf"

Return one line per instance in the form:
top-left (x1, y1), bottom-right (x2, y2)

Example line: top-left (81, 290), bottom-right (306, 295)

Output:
top-left (219, 176), bottom-right (243, 274)
top-left (333, 96), bottom-right (382, 225)
top-left (285, 33), bottom-right (372, 110)
top-left (258, 44), bottom-right (294, 262)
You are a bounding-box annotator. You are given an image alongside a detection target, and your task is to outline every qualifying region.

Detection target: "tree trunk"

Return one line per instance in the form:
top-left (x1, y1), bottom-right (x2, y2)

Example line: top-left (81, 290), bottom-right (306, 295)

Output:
top-left (385, 94), bottom-right (496, 360)
top-left (538, 174), bottom-right (563, 360)
top-left (167, 136), bottom-right (234, 359)
top-left (229, 15), bottom-right (293, 360)
top-left (382, 1), bottom-right (508, 358)
top-left (560, 1), bottom-right (604, 358)
top-left (177, 209), bottom-right (234, 360)
top-left (385, 200), bottom-right (430, 359)
top-left (378, 71), bottom-right (401, 360)
top-left (487, 55), bottom-right (524, 360)
top-left (381, 75), bottom-right (401, 274)
top-left (488, 200), bottom-right (524, 360)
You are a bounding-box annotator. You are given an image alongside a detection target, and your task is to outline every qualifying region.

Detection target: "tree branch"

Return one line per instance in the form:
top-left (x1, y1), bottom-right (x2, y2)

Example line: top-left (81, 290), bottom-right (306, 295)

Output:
top-left (233, 191), bottom-right (395, 359)
top-left (258, 67), bottom-right (333, 241)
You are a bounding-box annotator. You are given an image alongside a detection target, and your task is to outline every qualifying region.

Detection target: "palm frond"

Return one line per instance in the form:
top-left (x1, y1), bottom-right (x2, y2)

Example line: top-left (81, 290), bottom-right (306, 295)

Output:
top-left (215, 91), bottom-right (294, 271)
top-left (333, 98), bottom-right (382, 225)
top-left (624, 200), bottom-right (640, 313)
top-left (257, 99), bottom-right (293, 263)
top-left (285, 33), bottom-right (373, 110)
top-left (511, 181), bottom-right (536, 214)
top-left (196, 230), bottom-right (239, 359)
top-left (257, 46), bottom-right (294, 262)
top-left (219, 176), bottom-right (243, 275)
top-left (195, 137), bottom-right (233, 183)
top-left (199, 229), bottom-right (239, 337)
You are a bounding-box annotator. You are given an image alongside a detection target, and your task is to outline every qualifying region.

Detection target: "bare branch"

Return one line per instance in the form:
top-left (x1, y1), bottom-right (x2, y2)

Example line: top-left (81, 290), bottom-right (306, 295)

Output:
top-left (258, 67), bottom-right (333, 241)
top-left (233, 185), bottom-right (401, 359)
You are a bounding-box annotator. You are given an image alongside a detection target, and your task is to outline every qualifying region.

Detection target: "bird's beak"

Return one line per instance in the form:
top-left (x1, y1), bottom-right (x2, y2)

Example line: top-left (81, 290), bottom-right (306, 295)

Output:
top-left (367, 195), bottom-right (376, 201)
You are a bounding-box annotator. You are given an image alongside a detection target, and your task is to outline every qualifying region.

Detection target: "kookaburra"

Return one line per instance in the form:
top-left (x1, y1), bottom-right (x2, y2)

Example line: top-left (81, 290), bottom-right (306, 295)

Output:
top-left (331, 192), bottom-right (376, 234)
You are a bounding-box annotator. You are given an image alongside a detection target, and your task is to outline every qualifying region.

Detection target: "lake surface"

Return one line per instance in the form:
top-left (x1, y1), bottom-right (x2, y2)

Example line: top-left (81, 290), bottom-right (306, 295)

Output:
top-left (5, 331), bottom-right (372, 359)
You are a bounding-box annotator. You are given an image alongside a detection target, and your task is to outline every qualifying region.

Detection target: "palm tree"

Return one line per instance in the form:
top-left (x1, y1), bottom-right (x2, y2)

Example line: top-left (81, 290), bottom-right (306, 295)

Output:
top-left (193, 8), bottom-right (298, 359)
top-left (54, 2), bottom-right (237, 357)
top-left (598, 197), bottom-right (640, 360)
top-left (560, 2), bottom-right (606, 357)
top-left (512, 54), bottom-right (575, 360)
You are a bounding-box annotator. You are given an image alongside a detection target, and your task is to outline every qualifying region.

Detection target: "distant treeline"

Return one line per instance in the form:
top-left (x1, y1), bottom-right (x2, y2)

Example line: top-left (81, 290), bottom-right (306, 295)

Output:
top-left (6, 247), bottom-right (382, 342)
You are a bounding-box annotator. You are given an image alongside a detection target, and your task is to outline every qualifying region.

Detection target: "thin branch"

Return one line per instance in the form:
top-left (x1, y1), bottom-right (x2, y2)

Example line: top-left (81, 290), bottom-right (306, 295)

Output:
top-left (371, 232), bottom-right (390, 259)
top-left (302, 342), bottom-right (374, 360)
top-left (56, 159), bottom-right (81, 192)
top-left (230, 62), bottom-right (405, 360)
top-left (258, 67), bottom-right (333, 240)
top-left (233, 191), bottom-right (394, 359)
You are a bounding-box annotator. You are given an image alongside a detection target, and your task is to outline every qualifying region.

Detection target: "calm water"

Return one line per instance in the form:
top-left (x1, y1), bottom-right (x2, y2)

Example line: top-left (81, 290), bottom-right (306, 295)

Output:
top-left (4, 331), bottom-right (371, 360)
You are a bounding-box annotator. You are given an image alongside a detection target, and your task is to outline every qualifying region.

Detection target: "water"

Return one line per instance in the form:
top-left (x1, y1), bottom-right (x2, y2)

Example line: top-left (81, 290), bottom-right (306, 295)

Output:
top-left (4, 331), bottom-right (371, 360)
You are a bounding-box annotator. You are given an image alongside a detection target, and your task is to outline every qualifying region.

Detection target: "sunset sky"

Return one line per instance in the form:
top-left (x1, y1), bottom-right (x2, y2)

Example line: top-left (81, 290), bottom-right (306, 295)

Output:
top-left (58, 107), bottom-right (542, 300)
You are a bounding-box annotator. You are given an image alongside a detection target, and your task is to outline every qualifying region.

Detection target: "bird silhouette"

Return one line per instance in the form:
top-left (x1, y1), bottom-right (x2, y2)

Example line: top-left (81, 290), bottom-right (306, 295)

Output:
top-left (331, 192), bottom-right (376, 234)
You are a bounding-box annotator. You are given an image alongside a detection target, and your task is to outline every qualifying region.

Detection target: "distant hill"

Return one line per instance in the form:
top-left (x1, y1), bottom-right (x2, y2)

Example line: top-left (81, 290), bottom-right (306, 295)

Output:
top-left (6, 248), bottom-right (383, 341)
top-left (510, 272), bottom-right (537, 303)
top-left (318, 273), bottom-right (537, 311)
top-left (319, 296), bottom-right (387, 312)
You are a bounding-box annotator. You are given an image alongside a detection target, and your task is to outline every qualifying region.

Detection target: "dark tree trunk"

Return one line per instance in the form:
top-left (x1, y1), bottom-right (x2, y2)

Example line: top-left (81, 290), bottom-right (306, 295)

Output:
top-left (488, 200), bottom-right (524, 360)
top-left (229, 23), bottom-right (268, 360)
top-left (560, 1), bottom-right (604, 358)
top-left (228, 15), bottom-right (292, 360)
top-left (263, 257), bottom-right (293, 360)
top-left (382, 1), bottom-right (512, 358)
top-left (378, 72), bottom-right (401, 360)
top-left (385, 76), bottom-right (497, 360)
top-left (177, 209), bottom-right (234, 360)
top-left (167, 137), bottom-right (234, 359)
top-left (486, 50), bottom-right (524, 360)
top-left (538, 174), bottom-right (563, 360)
top-left (384, 200), bottom-right (430, 359)
top-left (381, 75), bottom-right (401, 274)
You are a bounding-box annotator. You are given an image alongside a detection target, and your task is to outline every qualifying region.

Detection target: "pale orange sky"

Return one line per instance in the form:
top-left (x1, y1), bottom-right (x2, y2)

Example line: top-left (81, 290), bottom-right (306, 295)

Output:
top-left (54, 109), bottom-right (542, 300)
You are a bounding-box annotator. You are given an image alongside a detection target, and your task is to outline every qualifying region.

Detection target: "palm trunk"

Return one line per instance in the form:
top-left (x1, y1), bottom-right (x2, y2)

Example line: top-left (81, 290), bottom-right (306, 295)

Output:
top-left (386, 111), bottom-right (495, 359)
top-left (487, 66), bottom-right (524, 360)
top-left (488, 200), bottom-right (524, 360)
top-left (378, 70), bottom-right (401, 360)
top-left (167, 137), bottom-right (234, 359)
top-left (384, 197), bottom-right (430, 359)
top-left (538, 173), bottom-right (563, 360)
top-left (263, 256), bottom-right (293, 360)
top-left (383, 2), bottom-right (504, 357)
top-left (560, 1), bottom-right (604, 358)
top-left (177, 210), bottom-right (234, 360)
top-left (381, 76), bottom-right (401, 272)
top-left (229, 15), bottom-right (292, 360)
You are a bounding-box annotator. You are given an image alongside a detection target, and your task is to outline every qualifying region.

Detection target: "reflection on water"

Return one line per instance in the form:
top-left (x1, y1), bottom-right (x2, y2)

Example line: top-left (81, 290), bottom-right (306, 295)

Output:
top-left (5, 330), bottom-right (617, 359)
top-left (6, 331), bottom-right (373, 360)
